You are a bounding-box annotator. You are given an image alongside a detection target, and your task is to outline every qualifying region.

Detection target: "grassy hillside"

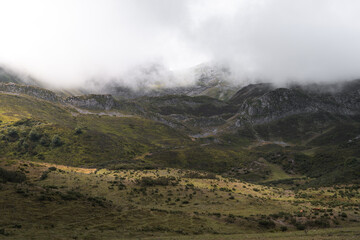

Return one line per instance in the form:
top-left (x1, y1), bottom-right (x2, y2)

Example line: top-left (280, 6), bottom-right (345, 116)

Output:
top-left (1, 159), bottom-right (359, 239)
top-left (0, 93), bottom-right (192, 168)
top-left (218, 111), bottom-right (360, 186)
top-left (1, 91), bottom-right (360, 186)
top-left (1, 83), bottom-right (360, 239)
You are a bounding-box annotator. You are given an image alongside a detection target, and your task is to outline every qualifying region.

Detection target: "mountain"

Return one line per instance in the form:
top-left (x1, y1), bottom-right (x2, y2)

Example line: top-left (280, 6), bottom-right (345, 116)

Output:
top-left (0, 74), bottom-right (359, 185)
top-left (0, 66), bottom-right (42, 86)
top-left (229, 80), bottom-right (360, 124)
top-left (89, 63), bottom-right (239, 101)
top-left (1, 72), bottom-right (360, 239)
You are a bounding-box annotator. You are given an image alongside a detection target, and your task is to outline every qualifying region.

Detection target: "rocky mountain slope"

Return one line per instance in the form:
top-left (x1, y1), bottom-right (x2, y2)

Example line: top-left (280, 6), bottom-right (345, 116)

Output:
top-left (0, 66), bottom-right (360, 186)
top-left (230, 80), bottom-right (360, 124)
top-left (1, 72), bottom-right (360, 239)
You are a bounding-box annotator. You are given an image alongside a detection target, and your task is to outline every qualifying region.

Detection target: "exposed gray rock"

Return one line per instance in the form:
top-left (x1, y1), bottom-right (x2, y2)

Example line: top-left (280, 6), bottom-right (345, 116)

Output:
top-left (230, 80), bottom-right (360, 124)
top-left (65, 94), bottom-right (116, 110)
top-left (0, 82), bottom-right (62, 103)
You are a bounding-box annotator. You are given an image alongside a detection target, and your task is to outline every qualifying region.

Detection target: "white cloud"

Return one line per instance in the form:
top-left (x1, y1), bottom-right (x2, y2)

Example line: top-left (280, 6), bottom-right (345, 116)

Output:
top-left (0, 0), bottom-right (360, 88)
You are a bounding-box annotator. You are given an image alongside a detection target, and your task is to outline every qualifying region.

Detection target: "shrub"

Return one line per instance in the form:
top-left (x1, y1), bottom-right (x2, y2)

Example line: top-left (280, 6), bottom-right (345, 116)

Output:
top-left (51, 135), bottom-right (63, 147)
top-left (74, 127), bottom-right (83, 135)
top-left (39, 167), bottom-right (57, 181)
top-left (225, 214), bottom-right (236, 223)
top-left (136, 176), bottom-right (178, 187)
top-left (295, 223), bottom-right (306, 230)
top-left (40, 171), bottom-right (49, 180)
top-left (61, 190), bottom-right (83, 201)
top-left (37, 193), bottom-right (55, 201)
top-left (13, 118), bottom-right (34, 126)
top-left (0, 167), bottom-right (26, 183)
top-left (0, 134), bottom-right (7, 141)
top-left (212, 213), bottom-right (221, 218)
top-left (219, 187), bottom-right (232, 192)
top-left (29, 128), bottom-right (42, 141)
top-left (307, 219), bottom-right (330, 228)
top-left (48, 167), bottom-right (57, 171)
top-left (40, 136), bottom-right (51, 146)
top-left (117, 182), bottom-right (126, 190)
top-left (88, 196), bottom-right (106, 207)
top-left (37, 154), bottom-right (45, 160)
top-left (183, 171), bottom-right (217, 179)
top-left (7, 127), bottom-right (18, 138)
top-left (258, 220), bottom-right (276, 228)
top-left (280, 226), bottom-right (288, 232)
top-left (0, 228), bottom-right (8, 236)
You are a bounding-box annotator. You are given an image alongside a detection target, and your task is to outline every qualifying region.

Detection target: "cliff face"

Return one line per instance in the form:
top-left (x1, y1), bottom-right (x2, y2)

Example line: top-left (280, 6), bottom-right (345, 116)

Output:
top-left (230, 80), bottom-right (360, 124)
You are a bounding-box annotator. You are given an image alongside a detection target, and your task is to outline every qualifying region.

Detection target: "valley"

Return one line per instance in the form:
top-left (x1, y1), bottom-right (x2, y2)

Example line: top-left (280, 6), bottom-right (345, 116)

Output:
top-left (2, 1), bottom-right (360, 239)
top-left (0, 73), bottom-right (360, 239)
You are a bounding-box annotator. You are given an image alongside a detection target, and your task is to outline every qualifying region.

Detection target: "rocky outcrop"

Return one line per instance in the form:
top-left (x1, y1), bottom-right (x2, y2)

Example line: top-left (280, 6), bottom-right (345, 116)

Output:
top-left (0, 82), bottom-right (62, 103)
top-left (230, 80), bottom-right (360, 124)
top-left (64, 94), bottom-right (148, 118)
top-left (1, 71), bottom-right (360, 139)
top-left (65, 94), bottom-right (116, 110)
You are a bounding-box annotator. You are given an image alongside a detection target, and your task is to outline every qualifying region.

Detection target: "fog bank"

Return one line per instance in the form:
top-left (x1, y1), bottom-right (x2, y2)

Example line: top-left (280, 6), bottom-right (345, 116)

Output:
top-left (1, 0), bottom-right (360, 88)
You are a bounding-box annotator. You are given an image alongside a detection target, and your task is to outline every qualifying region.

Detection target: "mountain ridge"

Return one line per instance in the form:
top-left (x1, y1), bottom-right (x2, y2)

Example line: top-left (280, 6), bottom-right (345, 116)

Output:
top-left (0, 68), bottom-right (360, 186)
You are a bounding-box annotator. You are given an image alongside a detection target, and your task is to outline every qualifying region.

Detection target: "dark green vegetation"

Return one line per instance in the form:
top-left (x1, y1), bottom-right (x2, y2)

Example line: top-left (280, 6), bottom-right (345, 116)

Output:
top-left (0, 78), bottom-right (360, 238)
top-left (0, 167), bottom-right (26, 183)
top-left (1, 80), bottom-right (360, 185)
top-left (0, 93), bottom-right (191, 168)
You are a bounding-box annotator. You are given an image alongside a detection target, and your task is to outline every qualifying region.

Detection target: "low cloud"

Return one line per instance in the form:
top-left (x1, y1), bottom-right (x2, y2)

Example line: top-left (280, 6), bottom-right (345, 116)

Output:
top-left (1, 0), bottom-right (360, 88)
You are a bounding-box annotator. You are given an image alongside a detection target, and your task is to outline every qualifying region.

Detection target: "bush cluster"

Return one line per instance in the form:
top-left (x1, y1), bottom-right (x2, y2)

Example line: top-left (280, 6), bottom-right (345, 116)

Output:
top-left (0, 167), bottom-right (26, 183)
top-left (136, 176), bottom-right (179, 187)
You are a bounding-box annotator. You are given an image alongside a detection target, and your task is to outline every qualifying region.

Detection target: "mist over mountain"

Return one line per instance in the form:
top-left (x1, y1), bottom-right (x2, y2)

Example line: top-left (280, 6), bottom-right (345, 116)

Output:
top-left (1, 0), bottom-right (360, 88)
top-left (1, 2), bottom-right (360, 239)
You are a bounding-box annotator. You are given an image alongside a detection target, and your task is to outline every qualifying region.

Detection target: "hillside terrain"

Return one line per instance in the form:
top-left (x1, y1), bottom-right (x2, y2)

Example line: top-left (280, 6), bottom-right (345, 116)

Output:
top-left (1, 70), bottom-right (360, 239)
top-left (1, 160), bottom-right (360, 239)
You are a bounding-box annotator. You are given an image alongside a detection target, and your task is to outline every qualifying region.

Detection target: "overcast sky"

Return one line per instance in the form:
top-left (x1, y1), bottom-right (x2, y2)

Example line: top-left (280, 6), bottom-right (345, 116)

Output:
top-left (1, 0), bottom-right (360, 88)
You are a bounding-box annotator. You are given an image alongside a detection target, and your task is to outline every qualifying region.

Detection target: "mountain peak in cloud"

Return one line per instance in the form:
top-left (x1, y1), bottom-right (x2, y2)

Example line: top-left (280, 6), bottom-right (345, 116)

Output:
top-left (1, 0), bottom-right (360, 88)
